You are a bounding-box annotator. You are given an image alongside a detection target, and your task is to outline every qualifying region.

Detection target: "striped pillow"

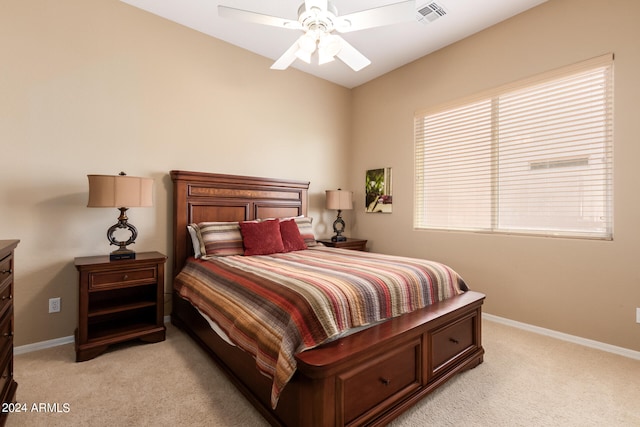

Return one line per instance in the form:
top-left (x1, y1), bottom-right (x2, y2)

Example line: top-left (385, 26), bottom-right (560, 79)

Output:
top-left (189, 217), bottom-right (318, 257)
top-left (291, 217), bottom-right (319, 247)
top-left (187, 225), bottom-right (203, 258)
top-left (191, 222), bottom-right (245, 257)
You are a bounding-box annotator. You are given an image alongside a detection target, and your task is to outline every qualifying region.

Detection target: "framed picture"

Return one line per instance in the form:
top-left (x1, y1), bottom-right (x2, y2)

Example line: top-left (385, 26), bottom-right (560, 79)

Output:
top-left (365, 167), bottom-right (392, 213)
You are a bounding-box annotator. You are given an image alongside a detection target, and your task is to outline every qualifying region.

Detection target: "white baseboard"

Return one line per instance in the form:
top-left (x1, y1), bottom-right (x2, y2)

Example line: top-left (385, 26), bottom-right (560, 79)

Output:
top-left (483, 312), bottom-right (640, 361)
top-left (14, 315), bottom-right (173, 356)
top-left (14, 314), bottom-right (639, 360)
top-left (14, 335), bottom-right (75, 356)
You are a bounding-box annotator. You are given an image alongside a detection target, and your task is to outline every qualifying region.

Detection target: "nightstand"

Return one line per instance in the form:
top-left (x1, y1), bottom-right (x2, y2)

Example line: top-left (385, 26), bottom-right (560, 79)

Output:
top-left (317, 238), bottom-right (368, 251)
top-left (74, 251), bottom-right (167, 362)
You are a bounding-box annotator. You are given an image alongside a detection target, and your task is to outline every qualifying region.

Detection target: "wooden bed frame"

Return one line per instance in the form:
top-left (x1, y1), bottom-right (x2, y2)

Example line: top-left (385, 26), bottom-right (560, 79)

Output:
top-left (170, 170), bottom-right (485, 427)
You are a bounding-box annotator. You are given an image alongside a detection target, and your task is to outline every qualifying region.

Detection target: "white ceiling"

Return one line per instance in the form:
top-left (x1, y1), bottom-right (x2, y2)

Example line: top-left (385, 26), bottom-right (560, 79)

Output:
top-left (120, 0), bottom-right (547, 88)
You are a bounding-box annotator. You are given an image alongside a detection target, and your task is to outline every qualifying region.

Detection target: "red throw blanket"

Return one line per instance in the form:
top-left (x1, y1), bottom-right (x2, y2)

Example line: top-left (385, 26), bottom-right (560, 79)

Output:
top-left (174, 246), bottom-right (467, 408)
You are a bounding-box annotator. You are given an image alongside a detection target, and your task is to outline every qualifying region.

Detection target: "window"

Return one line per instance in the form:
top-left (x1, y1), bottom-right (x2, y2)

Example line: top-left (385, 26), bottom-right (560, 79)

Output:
top-left (414, 54), bottom-right (613, 239)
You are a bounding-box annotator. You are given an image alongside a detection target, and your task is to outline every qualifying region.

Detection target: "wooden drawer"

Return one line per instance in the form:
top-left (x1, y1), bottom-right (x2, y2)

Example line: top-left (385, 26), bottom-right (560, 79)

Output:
top-left (0, 306), bottom-right (13, 375)
top-left (0, 349), bottom-right (11, 407)
top-left (428, 313), bottom-right (476, 379)
top-left (317, 239), bottom-right (368, 252)
top-left (0, 253), bottom-right (12, 290)
top-left (338, 338), bottom-right (421, 426)
top-left (336, 241), bottom-right (367, 251)
top-left (0, 281), bottom-right (12, 321)
top-left (89, 266), bottom-right (157, 290)
top-left (0, 309), bottom-right (13, 349)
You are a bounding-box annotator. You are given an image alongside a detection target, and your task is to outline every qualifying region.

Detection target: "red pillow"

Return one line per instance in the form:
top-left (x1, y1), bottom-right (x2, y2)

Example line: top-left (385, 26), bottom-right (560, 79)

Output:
top-left (239, 219), bottom-right (285, 256)
top-left (279, 219), bottom-right (308, 252)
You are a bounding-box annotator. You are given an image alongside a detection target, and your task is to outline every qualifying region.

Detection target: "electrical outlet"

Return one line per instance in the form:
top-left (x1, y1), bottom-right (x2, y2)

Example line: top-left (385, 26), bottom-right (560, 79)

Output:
top-left (49, 297), bottom-right (60, 313)
top-left (636, 307), bottom-right (640, 324)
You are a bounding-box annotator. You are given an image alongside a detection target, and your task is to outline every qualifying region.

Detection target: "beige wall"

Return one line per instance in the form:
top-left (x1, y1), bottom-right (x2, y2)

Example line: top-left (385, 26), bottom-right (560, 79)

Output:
top-left (1, 0), bottom-right (352, 346)
top-left (351, 0), bottom-right (640, 352)
top-left (3, 0), bottom-right (639, 354)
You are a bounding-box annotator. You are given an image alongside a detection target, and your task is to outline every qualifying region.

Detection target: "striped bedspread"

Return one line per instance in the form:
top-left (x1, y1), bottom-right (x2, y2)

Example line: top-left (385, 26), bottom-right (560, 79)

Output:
top-left (173, 246), bottom-right (467, 408)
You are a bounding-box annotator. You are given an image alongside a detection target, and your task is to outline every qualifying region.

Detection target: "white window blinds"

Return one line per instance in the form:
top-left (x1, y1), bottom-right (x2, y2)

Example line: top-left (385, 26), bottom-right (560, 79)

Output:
top-left (414, 54), bottom-right (614, 239)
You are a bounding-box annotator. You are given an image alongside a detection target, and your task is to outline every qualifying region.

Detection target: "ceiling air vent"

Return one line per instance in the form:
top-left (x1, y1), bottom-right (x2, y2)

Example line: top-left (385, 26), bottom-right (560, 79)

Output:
top-left (416, 2), bottom-right (447, 24)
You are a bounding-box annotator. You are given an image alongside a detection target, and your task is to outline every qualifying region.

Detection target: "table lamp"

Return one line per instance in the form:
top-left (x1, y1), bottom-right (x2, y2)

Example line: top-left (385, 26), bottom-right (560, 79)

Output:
top-left (325, 189), bottom-right (353, 242)
top-left (87, 172), bottom-right (153, 260)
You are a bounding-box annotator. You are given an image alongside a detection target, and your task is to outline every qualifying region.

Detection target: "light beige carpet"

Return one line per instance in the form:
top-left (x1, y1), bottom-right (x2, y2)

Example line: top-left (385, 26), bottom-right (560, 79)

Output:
top-left (7, 320), bottom-right (640, 427)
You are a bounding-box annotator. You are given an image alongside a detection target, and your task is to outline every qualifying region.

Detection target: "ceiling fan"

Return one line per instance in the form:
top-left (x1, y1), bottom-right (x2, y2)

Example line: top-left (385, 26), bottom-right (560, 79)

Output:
top-left (218, 0), bottom-right (416, 72)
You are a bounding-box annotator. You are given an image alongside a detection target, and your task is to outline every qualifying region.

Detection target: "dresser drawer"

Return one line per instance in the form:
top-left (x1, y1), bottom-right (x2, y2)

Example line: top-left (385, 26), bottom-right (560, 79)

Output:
top-left (0, 281), bottom-right (12, 321)
top-left (0, 308), bottom-right (12, 357)
top-left (0, 253), bottom-right (12, 289)
top-left (0, 349), bottom-right (11, 406)
top-left (89, 266), bottom-right (157, 290)
top-left (338, 338), bottom-right (421, 425)
top-left (428, 313), bottom-right (476, 379)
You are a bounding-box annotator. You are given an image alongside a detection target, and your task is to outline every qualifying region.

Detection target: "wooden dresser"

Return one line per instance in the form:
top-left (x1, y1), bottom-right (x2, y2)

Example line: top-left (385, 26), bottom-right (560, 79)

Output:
top-left (0, 240), bottom-right (18, 426)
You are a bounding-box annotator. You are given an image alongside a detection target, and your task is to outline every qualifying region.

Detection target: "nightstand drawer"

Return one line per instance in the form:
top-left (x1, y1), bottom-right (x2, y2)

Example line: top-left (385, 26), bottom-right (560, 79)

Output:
top-left (317, 238), bottom-right (368, 251)
top-left (89, 266), bottom-right (157, 290)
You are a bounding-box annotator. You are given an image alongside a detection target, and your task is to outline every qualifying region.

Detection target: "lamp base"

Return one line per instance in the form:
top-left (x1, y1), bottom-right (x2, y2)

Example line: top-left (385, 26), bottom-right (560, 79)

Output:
top-left (331, 210), bottom-right (347, 243)
top-left (107, 207), bottom-right (138, 261)
top-left (110, 249), bottom-right (136, 261)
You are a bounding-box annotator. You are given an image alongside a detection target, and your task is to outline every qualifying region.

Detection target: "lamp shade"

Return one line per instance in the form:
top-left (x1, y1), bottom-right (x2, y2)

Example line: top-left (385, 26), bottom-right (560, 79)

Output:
top-left (326, 190), bottom-right (353, 211)
top-left (87, 174), bottom-right (153, 208)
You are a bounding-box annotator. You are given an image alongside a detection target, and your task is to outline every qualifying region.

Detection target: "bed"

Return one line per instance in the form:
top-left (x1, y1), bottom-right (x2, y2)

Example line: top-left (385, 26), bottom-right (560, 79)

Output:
top-left (170, 170), bottom-right (485, 427)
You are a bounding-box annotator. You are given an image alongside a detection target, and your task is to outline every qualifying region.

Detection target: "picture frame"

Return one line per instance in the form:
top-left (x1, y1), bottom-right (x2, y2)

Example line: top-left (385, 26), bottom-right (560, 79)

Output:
top-left (365, 167), bottom-right (392, 213)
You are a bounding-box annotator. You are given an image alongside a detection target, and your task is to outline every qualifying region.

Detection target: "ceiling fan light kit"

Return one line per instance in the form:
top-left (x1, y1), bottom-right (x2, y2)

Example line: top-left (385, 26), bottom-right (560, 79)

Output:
top-left (218, 0), bottom-right (416, 72)
top-left (318, 34), bottom-right (341, 64)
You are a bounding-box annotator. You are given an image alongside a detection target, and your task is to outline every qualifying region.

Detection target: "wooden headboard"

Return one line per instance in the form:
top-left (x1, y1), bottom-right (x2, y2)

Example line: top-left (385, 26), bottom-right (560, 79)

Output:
top-left (170, 170), bottom-right (309, 276)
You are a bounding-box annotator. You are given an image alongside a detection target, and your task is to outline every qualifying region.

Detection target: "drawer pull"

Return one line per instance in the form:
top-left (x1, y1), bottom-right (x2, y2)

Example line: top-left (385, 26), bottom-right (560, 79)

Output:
top-left (122, 274), bottom-right (129, 281)
top-left (379, 377), bottom-right (391, 386)
top-left (3, 332), bottom-right (12, 338)
top-left (1, 295), bottom-right (11, 301)
top-left (0, 269), bottom-right (11, 274)
top-left (449, 338), bottom-right (459, 344)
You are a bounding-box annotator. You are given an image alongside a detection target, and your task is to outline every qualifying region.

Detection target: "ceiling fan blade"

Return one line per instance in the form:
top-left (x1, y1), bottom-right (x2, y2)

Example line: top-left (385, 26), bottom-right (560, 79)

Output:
top-left (218, 5), bottom-right (302, 30)
top-left (335, 0), bottom-right (415, 33)
top-left (270, 37), bottom-right (304, 70)
top-left (335, 36), bottom-right (371, 72)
